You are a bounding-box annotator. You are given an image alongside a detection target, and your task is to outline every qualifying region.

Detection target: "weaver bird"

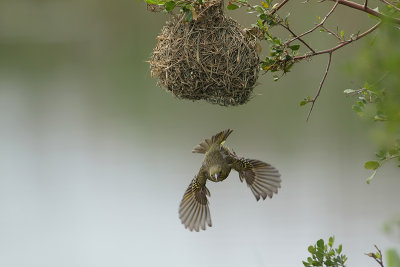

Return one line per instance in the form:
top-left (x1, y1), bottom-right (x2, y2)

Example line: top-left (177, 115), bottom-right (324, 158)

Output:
top-left (179, 129), bottom-right (281, 231)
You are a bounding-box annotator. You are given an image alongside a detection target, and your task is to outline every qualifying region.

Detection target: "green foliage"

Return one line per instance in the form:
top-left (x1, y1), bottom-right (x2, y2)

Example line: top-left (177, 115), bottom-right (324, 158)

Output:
top-left (383, 214), bottom-right (400, 242)
top-left (227, 3), bottom-right (239, 10)
top-left (344, 22), bottom-right (400, 182)
top-left (387, 249), bottom-right (400, 267)
top-left (302, 236), bottom-right (347, 267)
top-left (145, 0), bottom-right (200, 21)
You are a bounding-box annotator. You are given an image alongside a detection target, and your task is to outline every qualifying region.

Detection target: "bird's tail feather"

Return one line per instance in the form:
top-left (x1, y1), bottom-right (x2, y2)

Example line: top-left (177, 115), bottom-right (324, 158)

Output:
top-left (192, 129), bottom-right (233, 154)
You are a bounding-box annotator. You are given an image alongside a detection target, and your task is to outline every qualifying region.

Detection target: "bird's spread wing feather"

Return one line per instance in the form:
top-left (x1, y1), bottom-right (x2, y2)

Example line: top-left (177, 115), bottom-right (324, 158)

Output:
top-left (231, 155), bottom-right (281, 201)
top-left (179, 174), bottom-right (212, 231)
top-left (192, 129), bottom-right (233, 154)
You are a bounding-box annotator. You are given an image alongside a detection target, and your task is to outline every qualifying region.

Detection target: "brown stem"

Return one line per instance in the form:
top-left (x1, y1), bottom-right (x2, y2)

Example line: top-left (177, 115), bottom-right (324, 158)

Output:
top-left (333, 0), bottom-right (400, 24)
top-left (306, 52), bottom-right (332, 121)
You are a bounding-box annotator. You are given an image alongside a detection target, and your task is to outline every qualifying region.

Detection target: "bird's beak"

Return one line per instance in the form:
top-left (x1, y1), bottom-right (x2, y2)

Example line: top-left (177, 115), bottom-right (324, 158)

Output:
top-left (213, 173), bottom-right (218, 182)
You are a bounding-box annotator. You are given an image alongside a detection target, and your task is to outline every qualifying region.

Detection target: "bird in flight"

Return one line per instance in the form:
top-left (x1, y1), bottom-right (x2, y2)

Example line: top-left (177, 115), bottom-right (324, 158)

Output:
top-left (179, 129), bottom-right (281, 231)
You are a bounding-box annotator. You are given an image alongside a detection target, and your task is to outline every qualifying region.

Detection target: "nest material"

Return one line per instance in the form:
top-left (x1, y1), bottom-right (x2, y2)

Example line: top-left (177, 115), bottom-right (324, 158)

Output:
top-left (149, 1), bottom-right (260, 106)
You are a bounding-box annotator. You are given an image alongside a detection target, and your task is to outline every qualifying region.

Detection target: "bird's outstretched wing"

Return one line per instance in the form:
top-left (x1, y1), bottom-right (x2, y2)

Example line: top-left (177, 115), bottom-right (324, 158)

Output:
top-left (192, 129), bottom-right (233, 154)
top-left (179, 172), bottom-right (212, 231)
top-left (231, 154), bottom-right (281, 201)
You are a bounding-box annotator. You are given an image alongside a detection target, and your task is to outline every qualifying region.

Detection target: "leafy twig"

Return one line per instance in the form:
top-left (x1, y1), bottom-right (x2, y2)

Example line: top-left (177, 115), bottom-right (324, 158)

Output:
top-left (365, 245), bottom-right (385, 267)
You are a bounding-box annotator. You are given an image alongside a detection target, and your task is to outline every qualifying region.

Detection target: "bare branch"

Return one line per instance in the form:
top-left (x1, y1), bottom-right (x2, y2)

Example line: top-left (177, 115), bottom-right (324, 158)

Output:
top-left (280, 24), bottom-right (316, 53)
top-left (332, 0), bottom-right (400, 24)
top-left (320, 25), bottom-right (343, 41)
top-left (285, 0), bottom-right (339, 45)
top-left (294, 22), bottom-right (381, 61)
top-left (306, 52), bottom-right (332, 121)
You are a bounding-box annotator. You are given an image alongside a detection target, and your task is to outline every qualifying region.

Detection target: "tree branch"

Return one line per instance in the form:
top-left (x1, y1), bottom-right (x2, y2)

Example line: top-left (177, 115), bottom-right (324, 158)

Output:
top-left (320, 25), bottom-right (343, 41)
top-left (286, 0), bottom-right (339, 45)
top-left (271, 0), bottom-right (290, 15)
top-left (306, 52), bottom-right (332, 121)
top-left (380, 0), bottom-right (400, 12)
top-left (332, 0), bottom-right (400, 24)
top-left (294, 22), bottom-right (381, 61)
top-left (280, 24), bottom-right (316, 53)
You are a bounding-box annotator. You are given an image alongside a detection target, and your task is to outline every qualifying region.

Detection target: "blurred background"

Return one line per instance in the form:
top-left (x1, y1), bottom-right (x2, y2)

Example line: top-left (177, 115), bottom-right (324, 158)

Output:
top-left (0, 0), bottom-right (399, 266)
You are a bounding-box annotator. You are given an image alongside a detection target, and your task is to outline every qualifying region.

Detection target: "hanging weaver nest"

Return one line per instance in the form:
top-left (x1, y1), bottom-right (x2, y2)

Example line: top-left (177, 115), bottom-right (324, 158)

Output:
top-left (149, 0), bottom-right (260, 106)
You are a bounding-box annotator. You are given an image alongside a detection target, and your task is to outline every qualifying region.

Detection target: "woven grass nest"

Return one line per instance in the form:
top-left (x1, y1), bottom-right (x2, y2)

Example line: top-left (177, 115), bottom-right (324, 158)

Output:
top-left (149, 0), bottom-right (260, 106)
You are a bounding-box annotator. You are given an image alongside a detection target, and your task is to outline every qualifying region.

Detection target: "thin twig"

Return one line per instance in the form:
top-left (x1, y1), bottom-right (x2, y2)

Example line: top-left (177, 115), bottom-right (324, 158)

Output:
top-left (380, 0), bottom-right (400, 12)
top-left (364, 0), bottom-right (368, 8)
top-left (285, 0), bottom-right (339, 45)
top-left (271, 0), bottom-right (290, 15)
top-left (294, 22), bottom-right (381, 61)
top-left (332, 0), bottom-right (400, 24)
top-left (306, 52), bottom-right (332, 121)
top-left (320, 25), bottom-right (343, 41)
top-left (280, 24), bottom-right (316, 52)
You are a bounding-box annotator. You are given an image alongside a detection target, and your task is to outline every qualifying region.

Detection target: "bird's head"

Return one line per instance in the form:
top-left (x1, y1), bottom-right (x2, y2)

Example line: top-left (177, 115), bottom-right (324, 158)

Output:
top-left (209, 165), bottom-right (222, 182)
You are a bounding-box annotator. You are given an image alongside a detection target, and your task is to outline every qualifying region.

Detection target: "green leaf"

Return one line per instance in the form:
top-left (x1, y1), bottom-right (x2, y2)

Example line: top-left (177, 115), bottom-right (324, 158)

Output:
top-left (302, 261), bottom-right (310, 267)
top-left (290, 44), bottom-right (300, 51)
top-left (340, 30), bottom-right (344, 39)
top-left (344, 89), bottom-right (355, 94)
top-left (316, 251), bottom-right (324, 260)
top-left (337, 244), bottom-right (342, 254)
top-left (366, 170), bottom-right (377, 184)
top-left (300, 100), bottom-right (308, 106)
top-left (165, 1), bottom-right (176, 11)
top-left (364, 161), bottom-right (380, 170)
top-left (145, 0), bottom-right (160, 4)
top-left (255, 6), bottom-right (264, 13)
top-left (284, 12), bottom-right (290, 25)
top-left (386, 249), bottom-right (400, 267)
top-left (317, 239), bottom-right (324, 248)
top-left (185, 9), bottom-right (193, 22)
top-left (328, 236), bottom-right (334, 247)
top-left (352, 105), bottom-right (362, 112)
top-left (325, 259), bottom-right (334, 266)
top-left (308, 245), bottom-right (315, 254)
top-left (374, 114), bottom-right (387, 121)
top-left (227, 4), bottom-right (239, 10)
